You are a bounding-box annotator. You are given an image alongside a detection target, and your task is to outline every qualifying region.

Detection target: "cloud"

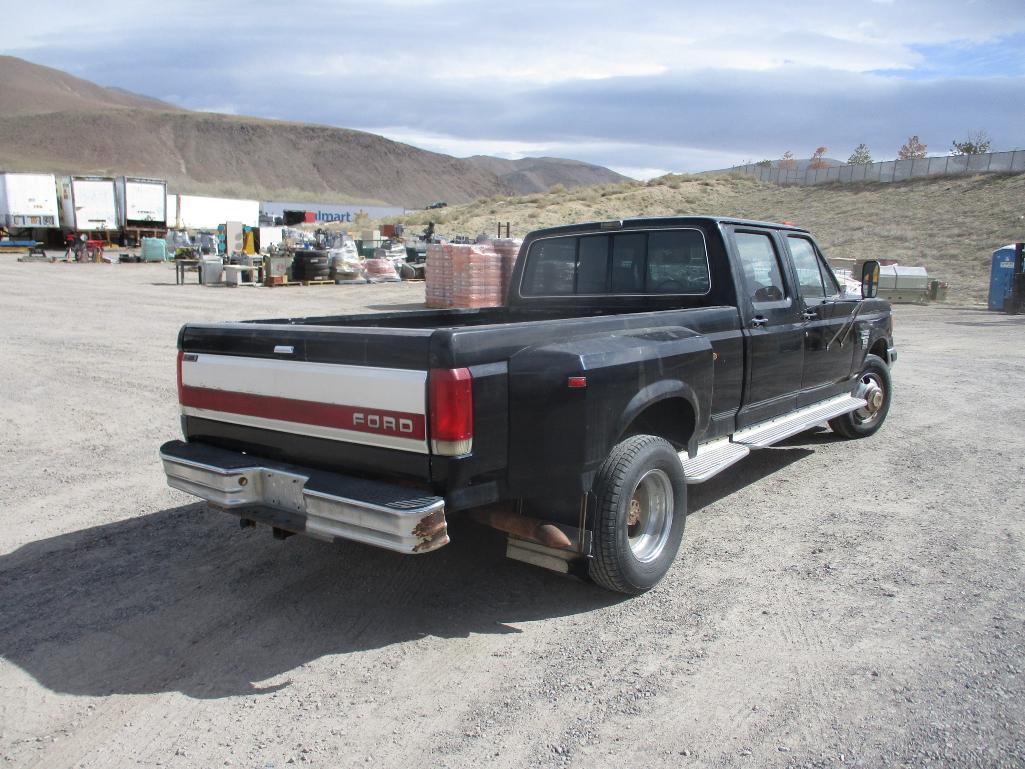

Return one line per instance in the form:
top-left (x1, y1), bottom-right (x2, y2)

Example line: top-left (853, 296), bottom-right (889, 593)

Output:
top-left (3, 0), bottom-right (1024, 175)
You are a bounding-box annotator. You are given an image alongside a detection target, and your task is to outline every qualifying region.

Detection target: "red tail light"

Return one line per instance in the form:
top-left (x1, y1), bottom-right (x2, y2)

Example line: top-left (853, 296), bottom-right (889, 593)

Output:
top-left (176, 349), bottom-right (184, 403)
top-left (429, 367), bottom-right (473, 456)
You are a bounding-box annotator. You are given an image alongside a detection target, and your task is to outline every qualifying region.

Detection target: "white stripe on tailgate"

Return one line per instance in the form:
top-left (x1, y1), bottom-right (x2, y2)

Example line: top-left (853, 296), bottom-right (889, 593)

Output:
top-left (182, 355), bottom-right (427, 413)
top-left (182, 407), bottom-right (429, 454)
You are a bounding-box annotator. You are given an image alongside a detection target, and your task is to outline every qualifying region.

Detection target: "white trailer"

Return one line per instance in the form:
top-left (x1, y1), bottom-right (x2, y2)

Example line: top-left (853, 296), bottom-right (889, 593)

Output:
top-left (59, 176), bottom-right (119, 232)
top-left (173, 194), bottom-right (259, 230)
top-left (116, 177), bottom-right (167, 229)
top-left (0, 173), bottom-right (60, 229)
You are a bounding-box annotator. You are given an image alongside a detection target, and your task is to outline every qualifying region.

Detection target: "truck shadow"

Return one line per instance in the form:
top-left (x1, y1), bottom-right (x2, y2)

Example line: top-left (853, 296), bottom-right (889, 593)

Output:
top-left (0, 505), bottom-right (619, 701)
top-left (0, 446), bottom-right (820, 702)
top-left (688, 446), bottom-right (814, 514)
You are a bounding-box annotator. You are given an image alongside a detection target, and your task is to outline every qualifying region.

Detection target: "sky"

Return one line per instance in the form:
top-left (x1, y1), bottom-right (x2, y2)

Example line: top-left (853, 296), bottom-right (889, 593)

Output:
top-left (4, 0), bottom-right (1025, 179)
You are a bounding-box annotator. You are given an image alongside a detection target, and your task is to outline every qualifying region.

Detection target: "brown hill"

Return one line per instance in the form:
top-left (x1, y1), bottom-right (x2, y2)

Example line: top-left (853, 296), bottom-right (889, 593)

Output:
top-left (464, 156), bottom-right (630, 194)
top-left (0, 55), bottom-right (180, 116)
top-left (0, 109), bottom-right (506, 207)
top-left (0, 56), bottom-right (627, 207)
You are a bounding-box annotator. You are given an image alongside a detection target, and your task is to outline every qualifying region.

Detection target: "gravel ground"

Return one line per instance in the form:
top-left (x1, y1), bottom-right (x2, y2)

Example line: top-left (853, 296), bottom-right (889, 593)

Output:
top-left (1, 259), bottom-right (1023, 769)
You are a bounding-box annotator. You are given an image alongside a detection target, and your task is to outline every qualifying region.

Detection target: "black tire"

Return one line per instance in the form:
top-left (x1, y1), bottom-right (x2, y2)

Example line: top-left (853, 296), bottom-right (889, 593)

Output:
top-left (588, 435), bottom-right (687, 595)
top-left (829, 353), bottom-right (892, 439)
top-left (293, 253), bottom-right (329, 280)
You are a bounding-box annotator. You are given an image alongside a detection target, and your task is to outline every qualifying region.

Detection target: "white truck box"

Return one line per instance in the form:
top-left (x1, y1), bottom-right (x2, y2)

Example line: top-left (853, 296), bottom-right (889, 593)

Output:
top-left (117, 177), bottom-right (167, 227)
top-left (59, 176), bottom-right (119, 231)
top-left (175, 194), bottom-right (259, 230)
top-left (0, 173), bottom-right (60, 228)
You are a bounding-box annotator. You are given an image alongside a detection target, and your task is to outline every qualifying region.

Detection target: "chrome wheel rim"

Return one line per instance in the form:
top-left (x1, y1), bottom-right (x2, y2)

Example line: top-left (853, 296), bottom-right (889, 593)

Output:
top-left (626, 469), bottom-right (674, 563)
top-left (854, 372), bottom-right (885, 424)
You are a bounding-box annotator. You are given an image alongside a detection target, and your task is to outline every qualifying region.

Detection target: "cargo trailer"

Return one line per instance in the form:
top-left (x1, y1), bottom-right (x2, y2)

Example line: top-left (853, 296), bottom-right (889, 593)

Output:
top-left (0, 172), bottom-right (60, 230)
top-left (59, 176), bottom-right (119, 234)
top-left (117, 177), bottom-right (167, 240)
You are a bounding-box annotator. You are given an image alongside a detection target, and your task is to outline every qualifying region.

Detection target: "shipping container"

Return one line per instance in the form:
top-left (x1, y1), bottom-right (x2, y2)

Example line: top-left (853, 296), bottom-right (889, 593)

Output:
top-left (174, 194), bottom-right (259, 230)
top-left (58, 176), bottom-right (119, 231)
top-left (116, 177), bottom-right (167, 228)
top-left (0, 173), bottom-right (60, 229)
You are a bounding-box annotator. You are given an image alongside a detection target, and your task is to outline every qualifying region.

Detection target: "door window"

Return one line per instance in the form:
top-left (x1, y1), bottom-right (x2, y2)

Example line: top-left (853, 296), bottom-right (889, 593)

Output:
top-left (734, 231), bottom-right (787, 303)
top-left (787, 236), bottom-right (831, 301)
top-left (788, 236), bottom-right (842, 299)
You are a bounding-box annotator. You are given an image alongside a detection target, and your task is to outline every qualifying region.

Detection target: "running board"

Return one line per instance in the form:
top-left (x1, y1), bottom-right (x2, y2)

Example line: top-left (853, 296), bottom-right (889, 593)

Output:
top-left (732, 394), bottom-right (866, 449)
top-left (680, 438), bottom-right (750, 484)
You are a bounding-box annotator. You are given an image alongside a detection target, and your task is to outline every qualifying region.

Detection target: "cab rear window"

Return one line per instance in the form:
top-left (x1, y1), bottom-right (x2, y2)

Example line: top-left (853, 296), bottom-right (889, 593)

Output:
top-left (520, 229), bottom-right (710, 297)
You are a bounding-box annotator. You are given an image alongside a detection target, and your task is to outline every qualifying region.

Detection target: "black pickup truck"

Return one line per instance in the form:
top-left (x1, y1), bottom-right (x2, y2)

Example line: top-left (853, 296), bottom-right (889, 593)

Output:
top-left (160, 216), bottom-right (895, 594)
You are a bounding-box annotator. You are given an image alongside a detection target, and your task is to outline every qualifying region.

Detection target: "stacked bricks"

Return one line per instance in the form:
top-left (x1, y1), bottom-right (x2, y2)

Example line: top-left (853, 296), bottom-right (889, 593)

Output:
top-left (426, 240), bottom-right (523, 309)
top-left (451, 243), bottom-right (503, 308)
top-left (425, 243), bottom-right (452, 308)
top-left (491, 238), bottom-right (522, 300)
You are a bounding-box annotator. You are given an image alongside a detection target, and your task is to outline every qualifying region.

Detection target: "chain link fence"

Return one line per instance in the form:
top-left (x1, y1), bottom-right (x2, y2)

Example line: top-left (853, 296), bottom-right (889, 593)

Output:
top-left (729, 150), bottom-right (1025, 186)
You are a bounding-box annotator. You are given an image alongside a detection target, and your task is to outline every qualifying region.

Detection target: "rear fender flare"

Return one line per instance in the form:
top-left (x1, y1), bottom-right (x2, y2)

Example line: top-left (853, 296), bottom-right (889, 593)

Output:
top-left (615, 381), bottom-right (704, 454)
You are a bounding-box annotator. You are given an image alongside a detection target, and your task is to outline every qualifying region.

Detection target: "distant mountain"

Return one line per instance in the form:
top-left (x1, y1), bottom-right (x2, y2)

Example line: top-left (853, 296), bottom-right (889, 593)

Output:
top-left (464, 155), bottom-right (630, 194)
top-left (0, 55), bottom-right (182, 116)
top-left (0, 56), bottom-right (626, 207)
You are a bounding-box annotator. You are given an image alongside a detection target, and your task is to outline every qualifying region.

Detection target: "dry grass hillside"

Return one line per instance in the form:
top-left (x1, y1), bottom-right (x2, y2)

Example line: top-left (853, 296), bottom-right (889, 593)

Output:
top-left (398, 171), bottom-right (1025, 304)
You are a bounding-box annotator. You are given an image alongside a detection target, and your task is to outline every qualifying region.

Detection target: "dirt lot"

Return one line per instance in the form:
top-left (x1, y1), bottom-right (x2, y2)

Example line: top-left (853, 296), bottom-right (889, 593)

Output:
top-left (1, 260), bottom-right (1023, 769)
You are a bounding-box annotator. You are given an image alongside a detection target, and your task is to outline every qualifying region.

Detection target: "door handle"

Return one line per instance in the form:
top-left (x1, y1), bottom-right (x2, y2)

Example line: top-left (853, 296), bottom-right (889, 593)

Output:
top-left (802, 309), bottom-right (818, 320)
top-left (750, 316), bottom-right (768, 328)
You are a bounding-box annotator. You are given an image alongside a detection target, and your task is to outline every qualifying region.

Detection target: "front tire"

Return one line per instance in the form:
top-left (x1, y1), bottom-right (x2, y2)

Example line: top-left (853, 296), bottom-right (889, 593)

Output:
top-left (589, 435), bottom-right (687, 595)
top-left (829, 353), bottom-right (892, 439)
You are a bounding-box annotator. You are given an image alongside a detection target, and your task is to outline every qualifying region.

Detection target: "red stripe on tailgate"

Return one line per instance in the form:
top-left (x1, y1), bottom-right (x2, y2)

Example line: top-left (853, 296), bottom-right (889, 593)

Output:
top-left (180, 385), bottom-right (427, 440)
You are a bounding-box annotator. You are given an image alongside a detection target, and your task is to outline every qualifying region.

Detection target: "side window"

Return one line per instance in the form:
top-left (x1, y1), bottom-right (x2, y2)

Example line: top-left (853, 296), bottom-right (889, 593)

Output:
top-left (646, 230), bottom-right (711, 294)
top-left (734, 231), bottom-right (787, 303)
top-left (787, 237), bottom-right (826, 301)
top-left (789, 236), bottom-right (841, 298)
top-left (576, 235), bottom-right (609, 293)
top-left (520, 236), bottom-right (575, 295)
top-left (817, 250), bottom-right (841, 296)
top-left (610, 233), bottom-right (646, 293)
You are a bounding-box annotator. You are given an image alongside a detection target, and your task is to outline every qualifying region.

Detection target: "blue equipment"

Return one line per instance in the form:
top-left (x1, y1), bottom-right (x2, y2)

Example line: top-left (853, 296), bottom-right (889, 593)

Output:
top-left (988, 243), bottom-right (1024, 313)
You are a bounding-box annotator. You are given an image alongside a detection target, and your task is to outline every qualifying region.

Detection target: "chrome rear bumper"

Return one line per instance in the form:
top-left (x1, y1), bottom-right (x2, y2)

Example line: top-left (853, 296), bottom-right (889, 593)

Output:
top-left (159, 440), bottom-right (448, 553)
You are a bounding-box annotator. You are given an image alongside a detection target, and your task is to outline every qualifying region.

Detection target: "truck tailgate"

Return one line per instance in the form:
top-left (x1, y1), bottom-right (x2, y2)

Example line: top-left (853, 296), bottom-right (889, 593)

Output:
top-left (178, 322), bottom-right (435, 479)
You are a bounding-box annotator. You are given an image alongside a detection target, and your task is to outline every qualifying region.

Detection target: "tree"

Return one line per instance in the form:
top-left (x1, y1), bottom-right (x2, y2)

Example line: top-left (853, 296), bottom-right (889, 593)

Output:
top-left (950, 130), bottom-right (992, 156)
top-left (897, 135), bottom-right (927, 160)
top-left (809, 146), bottom-right (829, 170)
top-left (779, 151), bottom-right (796, 171)
top-left (847, 143), bottom-right (873, 165)
top-left (755, 159), bottom-right (773, 168)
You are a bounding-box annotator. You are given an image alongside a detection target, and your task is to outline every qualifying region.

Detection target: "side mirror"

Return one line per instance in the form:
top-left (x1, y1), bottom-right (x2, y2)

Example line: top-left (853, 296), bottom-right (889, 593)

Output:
top-left (861, 260), bottom-right (880, 299)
